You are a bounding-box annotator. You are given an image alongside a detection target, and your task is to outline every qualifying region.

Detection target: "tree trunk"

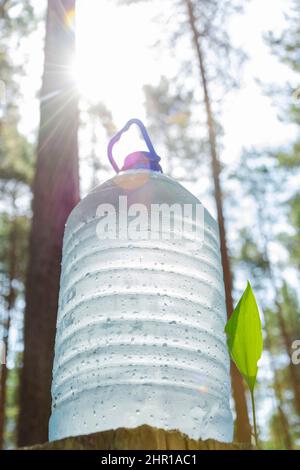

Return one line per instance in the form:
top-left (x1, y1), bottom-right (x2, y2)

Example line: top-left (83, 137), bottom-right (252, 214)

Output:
top-left (0, 362), bottom-right (8, 450)
top-left (21, 424), bottom-right (251, 450)
top-left (0, 195), bottom-right (17, 449)
top-left (273, 372), bottom-right (293, 449)
top-left (185, 0), bottom-right (251, 443)
top-left (18, 0), bottom-right (80, 446)
top-left (276, 302), bottom-right (300, 418)
top-left (265, 329), bottom-right (293, 449)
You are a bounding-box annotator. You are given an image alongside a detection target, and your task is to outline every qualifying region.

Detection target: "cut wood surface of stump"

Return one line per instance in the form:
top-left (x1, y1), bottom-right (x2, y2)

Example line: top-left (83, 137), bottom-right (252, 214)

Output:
top-left (23, 425), bottom-right (252, 450)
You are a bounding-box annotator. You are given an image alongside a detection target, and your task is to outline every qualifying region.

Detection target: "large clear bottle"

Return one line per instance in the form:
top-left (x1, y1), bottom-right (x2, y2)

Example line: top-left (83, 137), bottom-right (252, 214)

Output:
top-left (49, 121), bottom-right (233, 442)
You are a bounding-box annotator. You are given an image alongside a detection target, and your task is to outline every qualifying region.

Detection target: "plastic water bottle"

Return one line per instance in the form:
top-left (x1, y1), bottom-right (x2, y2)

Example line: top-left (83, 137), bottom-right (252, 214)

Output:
top-left (49, 119), bottom-right (233, 442)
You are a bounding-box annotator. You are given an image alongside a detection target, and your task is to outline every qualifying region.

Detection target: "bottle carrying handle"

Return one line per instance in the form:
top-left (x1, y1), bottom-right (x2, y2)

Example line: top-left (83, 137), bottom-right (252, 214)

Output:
top-left (107, 118), bottom-right (161, 173)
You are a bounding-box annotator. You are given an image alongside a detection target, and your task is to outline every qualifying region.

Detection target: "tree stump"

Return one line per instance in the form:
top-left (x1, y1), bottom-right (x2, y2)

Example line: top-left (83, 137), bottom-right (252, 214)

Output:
top-left (23, 425), bottom-right (251, 450)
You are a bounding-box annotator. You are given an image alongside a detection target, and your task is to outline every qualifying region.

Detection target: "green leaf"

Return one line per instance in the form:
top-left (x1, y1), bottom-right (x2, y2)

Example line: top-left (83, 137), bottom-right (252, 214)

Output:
top-left (225, 281), bottom-right (263, 392)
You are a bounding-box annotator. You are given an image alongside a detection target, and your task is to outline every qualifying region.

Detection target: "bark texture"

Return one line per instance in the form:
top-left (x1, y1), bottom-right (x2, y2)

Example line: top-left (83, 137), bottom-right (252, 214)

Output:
top-left (22, 425), bottom-right (251, 450)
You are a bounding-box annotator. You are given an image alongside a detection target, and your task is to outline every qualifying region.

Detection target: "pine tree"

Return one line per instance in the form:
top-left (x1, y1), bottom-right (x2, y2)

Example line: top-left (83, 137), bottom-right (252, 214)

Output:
top-left (181, 0), bottom-right (251, 442)
top-left (18, 0), bottom-right (80, 446)
top-left (232, 150), bottom-right (300, 446)
top-left (0, 0), bottom-right (35, 448)
top-left (119, 0), bottom-right (251, 441)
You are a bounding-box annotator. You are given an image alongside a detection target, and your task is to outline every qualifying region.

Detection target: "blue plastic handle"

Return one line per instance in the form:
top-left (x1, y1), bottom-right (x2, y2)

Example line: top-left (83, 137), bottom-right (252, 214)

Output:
top-left (107, 118), bottom-right (160, 173)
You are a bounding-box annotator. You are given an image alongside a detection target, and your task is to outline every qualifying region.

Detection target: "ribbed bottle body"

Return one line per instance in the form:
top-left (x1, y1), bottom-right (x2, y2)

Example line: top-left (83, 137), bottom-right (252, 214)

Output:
top-left (49, 170), bottom-right (233, 442)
